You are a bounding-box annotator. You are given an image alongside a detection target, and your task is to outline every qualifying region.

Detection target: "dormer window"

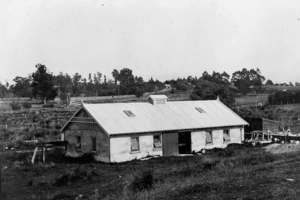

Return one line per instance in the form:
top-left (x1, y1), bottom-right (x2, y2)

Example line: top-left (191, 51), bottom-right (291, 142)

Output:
top-left (124, 110), bottom-right (135, 117)
top-left (195, 107), bottom-right (206, 113)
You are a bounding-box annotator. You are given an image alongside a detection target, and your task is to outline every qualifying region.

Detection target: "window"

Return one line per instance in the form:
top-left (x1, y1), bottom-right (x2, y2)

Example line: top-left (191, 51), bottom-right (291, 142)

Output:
top-left (76, 136), bottom-right (81, 150)
top-left (206, 131), bottom-right (213, 145)
top-left (131, 137), bottom-right (139, 152)
top-left (195, 107), bottom-right (206, 113)
top-left (153, 135), bottom-right (162, 149)
top-left (91, 137), bottom-right (97, 152)
top-left (223, 130), bottom-right (230, 143)
top-left (124, 110), bottom-right (135, 117)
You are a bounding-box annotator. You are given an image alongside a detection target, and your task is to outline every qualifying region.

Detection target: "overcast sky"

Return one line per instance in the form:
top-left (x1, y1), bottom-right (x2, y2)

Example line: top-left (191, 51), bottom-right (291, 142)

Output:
top-left (1, 0), bottom-right (300, 84)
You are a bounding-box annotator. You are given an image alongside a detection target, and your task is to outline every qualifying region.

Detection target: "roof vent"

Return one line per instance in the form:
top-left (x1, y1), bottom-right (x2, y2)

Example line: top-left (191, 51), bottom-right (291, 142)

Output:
top-left (148, 95), bottom-right (168, 105)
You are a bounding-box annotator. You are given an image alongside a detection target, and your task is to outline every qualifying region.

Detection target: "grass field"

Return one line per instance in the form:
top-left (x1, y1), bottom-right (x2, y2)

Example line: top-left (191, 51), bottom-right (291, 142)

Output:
top-left (235, 94), bottom-right (269, 107)
top-left (2, 144), bottom-right (300, 200)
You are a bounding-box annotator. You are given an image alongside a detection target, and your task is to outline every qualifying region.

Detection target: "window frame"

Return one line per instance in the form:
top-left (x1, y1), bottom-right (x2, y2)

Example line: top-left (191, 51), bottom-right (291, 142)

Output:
top-left (205, 131), bottom-right (213, 145)
top-left (195, 107), bottom-right (206, 113)
top-left (130, 136), bottom-right (140, 152)
top-left (91, 137), bottom-right (97, 152)
top-left (75, 136), bottom-right (82, 150)
top-left (223, 129), bottom-right (230, 143)
top-left (153, 134), bottom-right (162, 150)
top-left (124, 110), bottom-right (135, 117)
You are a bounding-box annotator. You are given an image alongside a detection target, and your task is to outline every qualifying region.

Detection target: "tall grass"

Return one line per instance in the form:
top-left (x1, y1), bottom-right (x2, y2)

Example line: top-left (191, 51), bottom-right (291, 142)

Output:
top-left (106, 145), bottom-right (291, 200)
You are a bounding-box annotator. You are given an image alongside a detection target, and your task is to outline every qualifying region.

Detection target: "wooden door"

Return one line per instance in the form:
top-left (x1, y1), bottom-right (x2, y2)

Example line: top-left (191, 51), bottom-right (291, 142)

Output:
top-left (162, 133), bottom-right (178, 156)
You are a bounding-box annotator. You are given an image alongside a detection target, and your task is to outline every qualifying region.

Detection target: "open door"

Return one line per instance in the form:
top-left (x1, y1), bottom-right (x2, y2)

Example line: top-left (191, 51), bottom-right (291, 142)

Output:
top-left (178, 132), bottom-right (191, 154)
top-left (162, 133), bottom-right (179, 156)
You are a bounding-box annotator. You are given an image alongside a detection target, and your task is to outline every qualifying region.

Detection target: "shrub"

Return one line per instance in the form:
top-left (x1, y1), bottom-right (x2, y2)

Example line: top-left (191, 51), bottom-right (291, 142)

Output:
top-left (129, 170), bottom-right (153, 192)
top-left (22, 101), bottom-right (32, 109)
top-left (9, 99), bottom-right (21, 110)
top-left (201, 156), bottom-right (219, 170)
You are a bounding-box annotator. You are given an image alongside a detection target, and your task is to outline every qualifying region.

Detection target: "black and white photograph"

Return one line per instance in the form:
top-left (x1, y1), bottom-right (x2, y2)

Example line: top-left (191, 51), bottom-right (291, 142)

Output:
top-left (1, 0), bottom-right (300, 199)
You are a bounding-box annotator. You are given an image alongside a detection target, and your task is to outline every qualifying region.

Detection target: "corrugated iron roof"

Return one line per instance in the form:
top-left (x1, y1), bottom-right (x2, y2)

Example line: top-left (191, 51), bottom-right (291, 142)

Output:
top-left (82, 99), bottom-right (248, 135)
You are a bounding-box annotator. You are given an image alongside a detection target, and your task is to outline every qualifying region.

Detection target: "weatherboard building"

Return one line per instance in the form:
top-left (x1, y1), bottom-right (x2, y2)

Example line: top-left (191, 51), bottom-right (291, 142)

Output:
top-left (60, 95), bottom-right (248, 163)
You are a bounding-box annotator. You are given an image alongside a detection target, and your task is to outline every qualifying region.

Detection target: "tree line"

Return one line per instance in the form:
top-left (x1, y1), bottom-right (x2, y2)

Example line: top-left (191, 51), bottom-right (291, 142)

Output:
top-left (0, 64), bottom-right (278, 106)
top-left (268, 91), bottom-right (300, 105)
top-left (0, 64), bottom-right (165, 101)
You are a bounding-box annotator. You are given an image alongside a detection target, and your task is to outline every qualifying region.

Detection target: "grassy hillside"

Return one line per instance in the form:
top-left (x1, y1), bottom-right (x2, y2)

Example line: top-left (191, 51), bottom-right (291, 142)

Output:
top-left (2, 144), bottom-right (300, 200)
top-left (236, 103), bottom-right (300, 133)
top-left (235, 94), bottom-right (269, 108)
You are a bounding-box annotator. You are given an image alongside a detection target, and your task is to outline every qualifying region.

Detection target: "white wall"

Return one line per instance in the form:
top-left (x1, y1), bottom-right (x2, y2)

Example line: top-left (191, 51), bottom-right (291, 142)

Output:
top-left (191, 131), bottom-right (206, 152)
top-left (110, 135), bottom-right (162, 162)
top-left (191, 127), bottom-right (243, 152)
top-left (230, 128), bottom-right (243, 144)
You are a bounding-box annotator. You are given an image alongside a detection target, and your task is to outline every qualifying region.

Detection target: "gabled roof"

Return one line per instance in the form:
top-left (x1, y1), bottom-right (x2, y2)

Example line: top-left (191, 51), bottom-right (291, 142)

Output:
top-left (67, 99), bottom-right (248, 135)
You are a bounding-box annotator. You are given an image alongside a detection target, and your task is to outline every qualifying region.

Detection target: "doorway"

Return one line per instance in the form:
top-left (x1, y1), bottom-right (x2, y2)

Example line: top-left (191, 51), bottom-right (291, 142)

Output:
top-left (178, 132), bottom-right (191, 154)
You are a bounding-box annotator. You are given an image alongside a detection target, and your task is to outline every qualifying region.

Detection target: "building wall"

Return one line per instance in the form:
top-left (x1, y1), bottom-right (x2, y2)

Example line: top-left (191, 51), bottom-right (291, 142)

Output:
top-left (262, 120), bottom-right (279, 133)
top-left (110, 134), bottom-right (162, 163)
top-left (191, 127), bottom-right (243, 152)
top-left (64, 122), bottom-right (110, 162)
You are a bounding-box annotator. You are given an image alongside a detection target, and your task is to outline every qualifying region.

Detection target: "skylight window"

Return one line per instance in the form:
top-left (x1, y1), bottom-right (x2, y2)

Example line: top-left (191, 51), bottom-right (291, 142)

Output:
top-left (195, 107), bottom-right (206, 113)
top-left (124, 110), bottom-right (135, 117)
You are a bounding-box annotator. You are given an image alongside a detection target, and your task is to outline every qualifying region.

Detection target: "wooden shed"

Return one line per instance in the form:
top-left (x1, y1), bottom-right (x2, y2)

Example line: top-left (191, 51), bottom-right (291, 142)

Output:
top-left (244, 118), bottom-right (280, 134)
top-left (61, 95), bottom-right (248, 163)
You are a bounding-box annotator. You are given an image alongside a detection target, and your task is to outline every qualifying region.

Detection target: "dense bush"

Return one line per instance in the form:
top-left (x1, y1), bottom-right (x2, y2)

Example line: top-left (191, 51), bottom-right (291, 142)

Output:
top-left (9, 100), bottom-right (21, 110)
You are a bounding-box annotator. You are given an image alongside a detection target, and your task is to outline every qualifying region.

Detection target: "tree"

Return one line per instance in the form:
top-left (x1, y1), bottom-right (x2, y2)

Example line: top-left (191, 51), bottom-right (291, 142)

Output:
top-left (31, 64), bottom-right (57, 101)
top-left (231, 68), bottom-right (265, 95)
top-left (0, 82), bottom-right (8, 98)
top-left (72, 73), bottom-right (82, 96)
top-left (113, 68), bottom-right (136, 95)
top-left (11, 76), bottom-right (32, 98)
top-left (112, 69), bottom-right (119, 85)
top-left (265, 79), bottom-right (274, 86)
top-left (190, 71), bottom-right (236, 107)
top-left (134, 76), bottom-right (145, 98)
top-left (53, 72), bottom-right (73, 102)
top-left (190, 79), bottom-right (235, 107)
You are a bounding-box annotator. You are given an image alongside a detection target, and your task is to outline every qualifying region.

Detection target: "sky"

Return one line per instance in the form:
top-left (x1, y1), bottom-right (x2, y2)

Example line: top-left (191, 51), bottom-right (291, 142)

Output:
top-left (1, 0), bottom-right (300, 85)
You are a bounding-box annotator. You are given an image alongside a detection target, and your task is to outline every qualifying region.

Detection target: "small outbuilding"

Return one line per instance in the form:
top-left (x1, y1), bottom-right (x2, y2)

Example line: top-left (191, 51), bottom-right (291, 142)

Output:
top-left (60, 95), bottom-right (248, 163)
top-left (244, 118), bottom-right (280, 134)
